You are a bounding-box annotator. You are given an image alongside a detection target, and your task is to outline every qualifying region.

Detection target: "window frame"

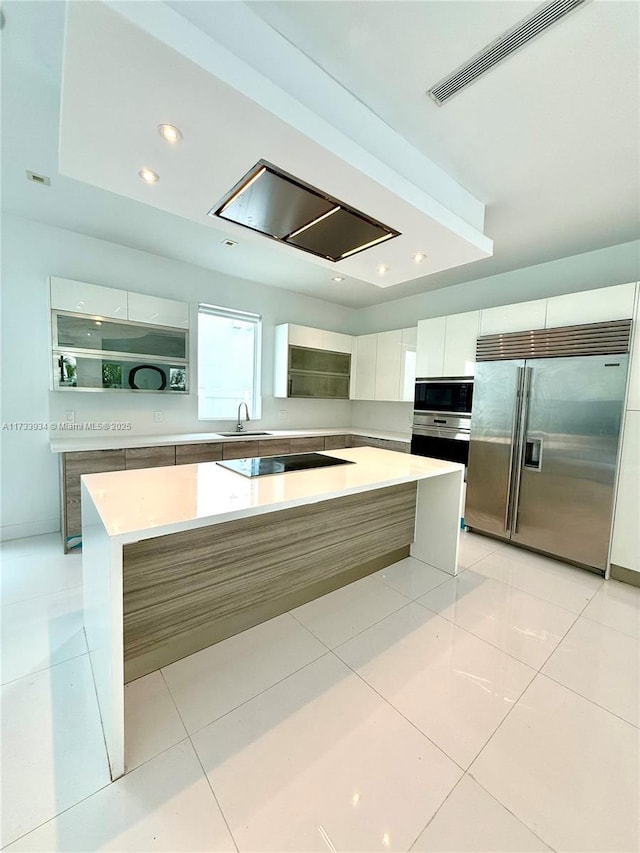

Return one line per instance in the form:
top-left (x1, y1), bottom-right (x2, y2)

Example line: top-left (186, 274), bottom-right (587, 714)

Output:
top-left (197, 303), bottom-right (262, 421)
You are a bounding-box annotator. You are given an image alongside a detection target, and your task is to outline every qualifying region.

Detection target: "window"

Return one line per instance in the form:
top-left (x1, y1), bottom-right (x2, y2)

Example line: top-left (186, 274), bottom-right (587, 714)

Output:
top-left (197, 304), bottom-right (261, 420)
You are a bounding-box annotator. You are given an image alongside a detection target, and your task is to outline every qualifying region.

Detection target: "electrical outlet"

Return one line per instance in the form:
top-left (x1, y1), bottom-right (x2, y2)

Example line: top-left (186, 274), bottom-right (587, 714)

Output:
top-left (153, 411), bottom-right (164, 423)
top-left (278, 409), bottom-right (287, 420)
top-left (64, 410), bottom-right (75, 424)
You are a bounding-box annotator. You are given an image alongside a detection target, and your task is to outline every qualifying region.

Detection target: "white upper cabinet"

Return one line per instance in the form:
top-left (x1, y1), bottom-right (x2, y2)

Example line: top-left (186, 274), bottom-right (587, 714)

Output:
top-left (50, 277), bottom-right (128, 320)
top-left (322, 330), bottom-right (353, 354)
top-left (545, 283), bottom-right (636, 328)
top-left (479, 299), bottom-right (547, 336)
top-left (127, 293), bottom-right (189, 328)
top-left (400, 327), bottom-right (418, 402)
top-left (416, 313), bottom-right (478, 378)
top-left (353, 334), bottom-right (378, 400)
top-left (50, 277), bottom-right (189, 328)
top-left (374, 330), bottom-right (403, 401)
top-left (288, 324), bottom-right (324, 350)
top-left (286, 324), bottom-right (352, 353)
top-left (416, 316), bottom-right (446, 377)
top-left (442, 311), bottom-right (480, 377)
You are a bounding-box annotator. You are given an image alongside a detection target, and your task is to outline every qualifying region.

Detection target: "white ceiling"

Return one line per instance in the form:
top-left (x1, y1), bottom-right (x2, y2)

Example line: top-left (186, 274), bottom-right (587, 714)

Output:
top-left (59, 2), bottom-right (492, 291)
top-left (1, 0), bottom-right (638, 309)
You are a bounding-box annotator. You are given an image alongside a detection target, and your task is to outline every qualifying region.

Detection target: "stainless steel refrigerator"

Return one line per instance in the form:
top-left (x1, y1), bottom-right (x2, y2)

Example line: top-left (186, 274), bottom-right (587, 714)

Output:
top-left (465, 321), bottom-right (631, 573)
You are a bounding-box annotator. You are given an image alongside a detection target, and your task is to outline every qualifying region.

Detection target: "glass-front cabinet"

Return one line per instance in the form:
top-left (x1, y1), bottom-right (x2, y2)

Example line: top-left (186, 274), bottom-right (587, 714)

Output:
top-left (287, 345), bottom-right (351, 399)
top-left (51, 312), bottom-right (189, 393)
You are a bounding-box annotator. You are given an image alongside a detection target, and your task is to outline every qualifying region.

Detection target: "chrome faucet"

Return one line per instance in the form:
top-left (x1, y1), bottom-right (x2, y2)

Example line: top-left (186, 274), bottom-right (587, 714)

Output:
top-left (236, 402), bottom-right (250, 432)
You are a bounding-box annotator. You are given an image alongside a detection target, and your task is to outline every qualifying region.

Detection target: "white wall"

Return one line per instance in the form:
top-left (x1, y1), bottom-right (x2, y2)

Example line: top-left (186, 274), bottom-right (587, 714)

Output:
top-left (353, 240), bottom-right (640, 334)
top-left (0, 214), bottom-right (356, 539)
top-left (2, 211), bottom-right (639, 541)
top-left (351, 401), bottom-right (413, 434)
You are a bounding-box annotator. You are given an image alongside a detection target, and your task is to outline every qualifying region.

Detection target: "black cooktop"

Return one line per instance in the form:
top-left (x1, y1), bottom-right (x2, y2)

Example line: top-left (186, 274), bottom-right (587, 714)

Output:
top-left (216, 452), bottom-right (354, 478)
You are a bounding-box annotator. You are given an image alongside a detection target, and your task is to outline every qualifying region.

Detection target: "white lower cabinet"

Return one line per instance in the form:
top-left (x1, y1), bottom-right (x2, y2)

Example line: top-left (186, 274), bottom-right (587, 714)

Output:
top-left (545, 282), bottom-right (636, 328)
top-left (479, 299), bottom-right (547, 335)
top-left (611, 410), bottom-right (640, 573)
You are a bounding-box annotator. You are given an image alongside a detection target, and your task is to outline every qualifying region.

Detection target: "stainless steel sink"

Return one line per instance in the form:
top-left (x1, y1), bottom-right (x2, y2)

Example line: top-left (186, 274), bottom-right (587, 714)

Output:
top-left (216, 431), bottom-right (273, 437)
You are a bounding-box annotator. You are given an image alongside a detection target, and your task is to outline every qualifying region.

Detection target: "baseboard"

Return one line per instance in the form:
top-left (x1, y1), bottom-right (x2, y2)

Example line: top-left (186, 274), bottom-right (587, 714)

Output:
top-left (610, 564), bottom-right (640, 588)
top-left (0, 517), bottom-right (60, 542)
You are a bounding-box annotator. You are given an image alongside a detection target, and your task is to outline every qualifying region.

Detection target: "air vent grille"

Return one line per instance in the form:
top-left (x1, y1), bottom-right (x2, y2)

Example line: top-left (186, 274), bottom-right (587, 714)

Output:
top-left (428, 0), bottom-right (588, 105)
top-left (476, 320), bottom-right (632, 361)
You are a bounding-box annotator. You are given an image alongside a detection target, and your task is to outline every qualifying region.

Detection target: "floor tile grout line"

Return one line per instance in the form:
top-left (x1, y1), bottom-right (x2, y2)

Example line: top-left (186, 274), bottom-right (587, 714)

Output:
top-left (449, 562), bottom-right (603, 617)
top-left (464, 597), bottom-right (589, 784)
top-left (328, 647), bottom-right (467, 774)
top-left (467, 774), bottom-right (560, 852)
top-left (406, 772), bottom-right (467, 851)
top-left (158, 669), bottom-right (240, 853)
top-left (580, 611), bottom-right (640, 642)
top-left (536, 670), bottom-right (639, 730)
top-left (0, 647), bottom-right (91, 688)
top-left (0, 580), bottom-right (84, 609)
top-left (166, 648), bottom-right (331, 740)
top-left (288, 591), bottom-right (413, 654)
top-left (412, 596), bottom-right (547, 673)
top-left (188, 737), bottom-right (240, 853)
top-left (0, 778), bottom-right (115, 850)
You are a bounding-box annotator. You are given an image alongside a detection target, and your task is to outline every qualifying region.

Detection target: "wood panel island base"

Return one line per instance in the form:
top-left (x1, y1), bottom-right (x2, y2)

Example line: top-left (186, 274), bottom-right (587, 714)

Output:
top-left (81, 447), bottom-right (463, 780)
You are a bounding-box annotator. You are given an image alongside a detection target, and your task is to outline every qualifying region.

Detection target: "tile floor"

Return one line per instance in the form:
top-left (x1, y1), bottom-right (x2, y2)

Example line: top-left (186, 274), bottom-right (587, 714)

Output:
top-left (1, 531), bottom-right (639, 852)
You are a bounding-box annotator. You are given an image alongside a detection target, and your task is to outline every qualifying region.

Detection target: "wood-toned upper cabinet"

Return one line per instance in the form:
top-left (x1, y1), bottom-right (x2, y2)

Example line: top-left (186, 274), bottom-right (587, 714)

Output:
top-left (442, 311), bottom-right (480, 377)
top-left (545, 283), bottom-right (636, 328)
top-left (416, 317), bottom-right (446, 377)
top-left (479, 299), bottom-right (547, 335)
top-left (50, 277), bottom-right (128, 320)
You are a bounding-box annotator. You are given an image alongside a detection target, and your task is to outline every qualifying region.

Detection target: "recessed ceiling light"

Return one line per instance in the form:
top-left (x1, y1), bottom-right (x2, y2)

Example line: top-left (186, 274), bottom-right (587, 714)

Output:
top-left (332, 276), bottom-right (345, 282)
top-left (414, 252), bottom-right (427, 264)
top-left (138, 167), bottom-right (159, 184)
top-left (377, 265), bottom-right (389, 275)
top-left (157, 124), bottom-right (183, 143)
top-left (221, 239), bottom-right (238, 247)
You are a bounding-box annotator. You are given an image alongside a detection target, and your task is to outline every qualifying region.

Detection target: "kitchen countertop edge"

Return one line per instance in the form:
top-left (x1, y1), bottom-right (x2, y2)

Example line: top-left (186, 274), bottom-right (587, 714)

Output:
top-left (51, 426), bottom-right (411, 453)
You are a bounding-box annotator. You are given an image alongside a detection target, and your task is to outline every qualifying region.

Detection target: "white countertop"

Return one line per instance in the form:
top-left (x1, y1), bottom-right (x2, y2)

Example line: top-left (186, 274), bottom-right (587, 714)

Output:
top-left (51, 426), bottom-right (410, 453)
top-left (81, 447), bottom-right (461, 542)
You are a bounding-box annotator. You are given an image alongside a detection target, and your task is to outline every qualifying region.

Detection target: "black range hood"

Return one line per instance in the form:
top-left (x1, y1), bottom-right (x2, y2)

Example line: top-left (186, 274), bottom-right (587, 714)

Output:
top-left (209, 161), bottom-right (400, 263)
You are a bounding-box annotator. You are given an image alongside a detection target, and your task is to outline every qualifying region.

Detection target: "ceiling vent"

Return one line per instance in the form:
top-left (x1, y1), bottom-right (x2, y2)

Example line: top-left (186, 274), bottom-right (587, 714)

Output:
top-left (427, 0), bottom-right (589, 105)
top-left (208, 161), bottom-right (399, 263)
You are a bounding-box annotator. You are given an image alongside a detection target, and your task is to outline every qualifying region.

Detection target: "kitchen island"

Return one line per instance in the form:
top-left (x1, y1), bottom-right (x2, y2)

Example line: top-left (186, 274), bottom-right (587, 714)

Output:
top-left (81, 447), bottom-right (463, 779)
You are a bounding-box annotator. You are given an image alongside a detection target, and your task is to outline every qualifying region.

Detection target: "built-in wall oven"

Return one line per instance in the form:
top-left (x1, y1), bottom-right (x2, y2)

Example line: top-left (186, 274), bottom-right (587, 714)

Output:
top-left (411, 378), bottom-right (473, 469)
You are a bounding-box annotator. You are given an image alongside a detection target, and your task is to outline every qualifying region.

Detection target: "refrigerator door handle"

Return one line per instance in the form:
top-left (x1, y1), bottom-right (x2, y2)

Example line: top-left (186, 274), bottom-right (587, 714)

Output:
top-left (508, 366), bottom-right (532, 535)
top-left (504, 366), bottom-right (525, 533)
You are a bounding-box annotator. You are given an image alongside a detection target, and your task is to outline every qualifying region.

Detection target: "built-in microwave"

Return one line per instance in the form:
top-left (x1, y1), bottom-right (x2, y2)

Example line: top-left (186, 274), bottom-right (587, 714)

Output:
top-left (414, 378), bottom-right (474, 415)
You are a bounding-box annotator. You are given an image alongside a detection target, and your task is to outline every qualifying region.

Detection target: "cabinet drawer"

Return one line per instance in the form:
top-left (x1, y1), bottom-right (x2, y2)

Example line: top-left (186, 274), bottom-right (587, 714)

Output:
top-left (323, 435), bottom-right (347, 450)
top-left (258, 439), bottom-right (291, 457)
top-left (222, 440), bottom-right (260, 460)
top-left (125, 446), bottom-right (176, 469)
top-left (289, 436), bottom-right (325, 453)
top-left (175, 443), bottom-right (223, 465)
